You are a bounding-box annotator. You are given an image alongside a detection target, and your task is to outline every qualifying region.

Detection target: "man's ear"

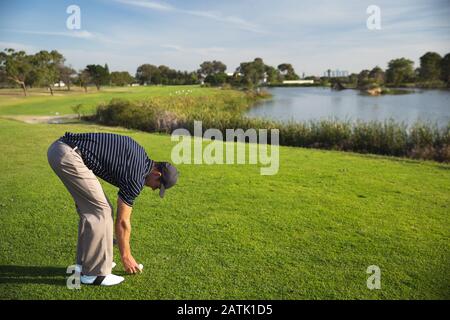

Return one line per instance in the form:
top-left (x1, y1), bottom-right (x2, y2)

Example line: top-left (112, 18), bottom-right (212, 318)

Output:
top-left (151, 170), bottom-right (162, 177)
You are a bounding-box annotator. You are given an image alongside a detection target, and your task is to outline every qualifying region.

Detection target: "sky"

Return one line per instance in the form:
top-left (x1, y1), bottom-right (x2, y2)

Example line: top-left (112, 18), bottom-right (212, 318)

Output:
top-left (1, 0), bottom-right (449, 76)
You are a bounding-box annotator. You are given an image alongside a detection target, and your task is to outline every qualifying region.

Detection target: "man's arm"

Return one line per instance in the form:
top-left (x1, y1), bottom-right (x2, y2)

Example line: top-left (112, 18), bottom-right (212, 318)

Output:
top-left (115, 197), bottom-right (141, 274)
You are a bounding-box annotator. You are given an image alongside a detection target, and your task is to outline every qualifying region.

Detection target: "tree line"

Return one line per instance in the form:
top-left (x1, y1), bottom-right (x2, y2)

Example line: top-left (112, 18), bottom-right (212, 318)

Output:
top-left (1, 47), bottom-right (449, 96)
top-left (328, 52), bottom-right (450, 89)
top-left (133, 58), bottom-right (299, 88)
top-left (0, 48), bottom-right (301, 96)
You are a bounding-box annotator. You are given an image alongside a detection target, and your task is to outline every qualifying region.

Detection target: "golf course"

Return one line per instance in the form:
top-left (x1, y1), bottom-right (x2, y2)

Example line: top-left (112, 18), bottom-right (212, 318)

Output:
top-left (0, 86), bottom-right (449, 299)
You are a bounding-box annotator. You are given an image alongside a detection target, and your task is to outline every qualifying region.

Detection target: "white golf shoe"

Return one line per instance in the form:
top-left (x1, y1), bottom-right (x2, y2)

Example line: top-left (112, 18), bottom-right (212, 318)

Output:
top-left (80, 274), bottom-right (124, 286)
top-left (75, 262), bottom-right (122, 286)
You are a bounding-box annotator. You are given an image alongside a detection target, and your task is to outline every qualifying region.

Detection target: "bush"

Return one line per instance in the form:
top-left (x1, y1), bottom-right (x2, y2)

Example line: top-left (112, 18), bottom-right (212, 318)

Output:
top-left (93, 95), bottom-right (450, 162)
top-left (71, 104), bottom-right (84, 120)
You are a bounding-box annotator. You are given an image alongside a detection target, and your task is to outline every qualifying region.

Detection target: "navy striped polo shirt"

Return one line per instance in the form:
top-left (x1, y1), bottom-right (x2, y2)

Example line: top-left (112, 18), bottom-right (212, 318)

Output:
top-left (61, 132), bottom-right (153, 207)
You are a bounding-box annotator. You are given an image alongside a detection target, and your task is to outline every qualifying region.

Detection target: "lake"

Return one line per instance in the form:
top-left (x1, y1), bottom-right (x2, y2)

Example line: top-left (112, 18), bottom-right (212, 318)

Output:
top-left (246, 87), bottom-right (450, 127)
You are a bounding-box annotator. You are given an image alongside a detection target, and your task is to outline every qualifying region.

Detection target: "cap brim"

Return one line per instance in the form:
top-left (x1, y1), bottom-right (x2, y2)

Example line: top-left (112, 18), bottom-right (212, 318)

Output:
top-left (159, 184), bottom-right (166, 198)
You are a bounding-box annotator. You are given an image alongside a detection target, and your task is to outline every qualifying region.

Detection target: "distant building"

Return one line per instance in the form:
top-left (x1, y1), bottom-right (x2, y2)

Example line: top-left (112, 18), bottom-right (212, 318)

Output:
top-left (323, 69), bottom-right (349, 78)
top-left (283, 80), bottom-right (314, 85)
top-left (53, 81), bottom-right (66, 87)
top-left (262, 72), bottom-right (268, 83)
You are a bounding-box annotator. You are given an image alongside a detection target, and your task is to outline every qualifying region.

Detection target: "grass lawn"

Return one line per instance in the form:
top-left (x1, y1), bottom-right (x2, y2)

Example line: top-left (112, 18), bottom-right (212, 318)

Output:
top-left (0, 85), bottom-right (222, 116)
top-left (0, 116), bottom-right (449, 299)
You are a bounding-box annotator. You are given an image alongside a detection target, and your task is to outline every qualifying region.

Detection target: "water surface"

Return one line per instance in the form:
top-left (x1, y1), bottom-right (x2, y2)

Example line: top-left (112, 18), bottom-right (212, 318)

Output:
top-left (246, 87), bottom-right (450, 127)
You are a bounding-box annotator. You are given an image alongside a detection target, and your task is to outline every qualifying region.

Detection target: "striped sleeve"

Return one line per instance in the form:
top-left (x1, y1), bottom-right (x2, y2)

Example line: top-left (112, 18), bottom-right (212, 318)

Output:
top-left (118, 187), bottom-right (138, 207)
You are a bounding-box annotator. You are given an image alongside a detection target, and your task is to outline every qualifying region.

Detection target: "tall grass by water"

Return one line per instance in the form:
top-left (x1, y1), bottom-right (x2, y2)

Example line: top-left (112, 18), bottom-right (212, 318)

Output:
top-left (92, 92), bottom-right (450, 162)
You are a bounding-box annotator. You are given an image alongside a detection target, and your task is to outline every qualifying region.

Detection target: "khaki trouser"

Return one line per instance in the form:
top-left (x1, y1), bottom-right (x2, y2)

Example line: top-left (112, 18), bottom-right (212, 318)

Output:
top-left (47, 139), bottom-right (113, 276)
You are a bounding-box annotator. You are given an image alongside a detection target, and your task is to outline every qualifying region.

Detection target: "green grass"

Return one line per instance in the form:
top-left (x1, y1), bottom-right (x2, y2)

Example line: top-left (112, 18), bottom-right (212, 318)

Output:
top-left (0, 118), bottom-right (449, 299)
top-left (0, 85), bottom-right (221, 116)
top-left (0, 85), bottom-right (448, 299)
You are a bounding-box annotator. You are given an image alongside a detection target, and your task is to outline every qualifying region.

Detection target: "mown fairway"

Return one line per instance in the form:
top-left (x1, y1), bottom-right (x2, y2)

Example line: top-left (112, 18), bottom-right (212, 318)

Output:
top-left (0, 86), bottom-right (449, 299)
top-left (0, 85), bottom-right (220, 116)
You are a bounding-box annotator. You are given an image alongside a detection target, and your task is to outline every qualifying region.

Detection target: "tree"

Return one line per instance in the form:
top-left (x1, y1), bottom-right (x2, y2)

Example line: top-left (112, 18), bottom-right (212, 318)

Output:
top-left (71, 104), bottom-right (84, 120)
top-left (188, 71), bottom-right (199, 84)
top-left (0, 48), bottom-right (33, 96)
top-left (136, 64), bottom-right (201, 85)
top-left (104, 64), bottom-right (111, 86)
top-left (85, 64), bottom-right (110, 90)
top-left (77, 69), bottom-right (91, 92)
top-left (277, 63), bottom-right (299, 80)
top-left (368, 66), bottom-right (385, 85)
top-left (58, 65), bottom-right (76, 91)
top-left (385, 58), bottom-right (415, 86)
top-left (198, 60), bottom-right (227, 79)
top-left (204, 72), bottom-right (227, 86)
top-left (0, 65), bottom-right (7, 87)
top-left (110, 71), bottom-right (134, 86)
top-left (347, 73), bottom-right (359, 87)
top-left (30, 50), bottom-right (64, 96)
top-left (357, 70), bottom-right (371, 88)
top-left (419, 52), bottom-right (442, 82)
top-left (265, 65), bottom-right (282, 84)
top-left (237, 58), bottom-right (267, 88)
top-left (136, 64), bottom-right (160, 85)
top-left (440, 53), bottom-right (450, 86)
top-left (158, 65), bottom-right (172, 85)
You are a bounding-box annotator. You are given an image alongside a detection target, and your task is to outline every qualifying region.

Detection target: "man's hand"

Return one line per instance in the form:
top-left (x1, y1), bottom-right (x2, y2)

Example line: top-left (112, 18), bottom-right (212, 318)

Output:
top-left (122, 254), bottom-right (141, 274)
top-left (115, 197), bottom-right (142, 274)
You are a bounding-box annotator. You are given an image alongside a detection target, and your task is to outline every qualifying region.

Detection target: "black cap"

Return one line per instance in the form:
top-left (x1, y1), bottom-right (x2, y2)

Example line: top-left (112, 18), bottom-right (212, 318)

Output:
top-left (157, 162), bottom-right (179, 198)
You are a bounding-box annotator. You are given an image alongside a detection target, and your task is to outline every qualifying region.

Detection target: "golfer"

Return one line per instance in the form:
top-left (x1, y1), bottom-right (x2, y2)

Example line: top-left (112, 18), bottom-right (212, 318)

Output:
top-left (47, 132), bottom-right (178, 286)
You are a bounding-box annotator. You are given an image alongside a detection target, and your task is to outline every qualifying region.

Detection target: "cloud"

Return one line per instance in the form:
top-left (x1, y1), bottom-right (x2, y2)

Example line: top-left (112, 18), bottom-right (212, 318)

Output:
top-left (5, 29), bottom-right (96, 40)
top-left (115, 0), bottom-right (266, 33)
top-left (2, 29), bottom-right (127, 45)
top-left (183, 10), bottom-right (266, 34)
top-left (161, 44), bottom-right (225, 55)
top-left (115, 0), bottom-right (174, 11)
top-left (0, 41), bottom-right (38, 52)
